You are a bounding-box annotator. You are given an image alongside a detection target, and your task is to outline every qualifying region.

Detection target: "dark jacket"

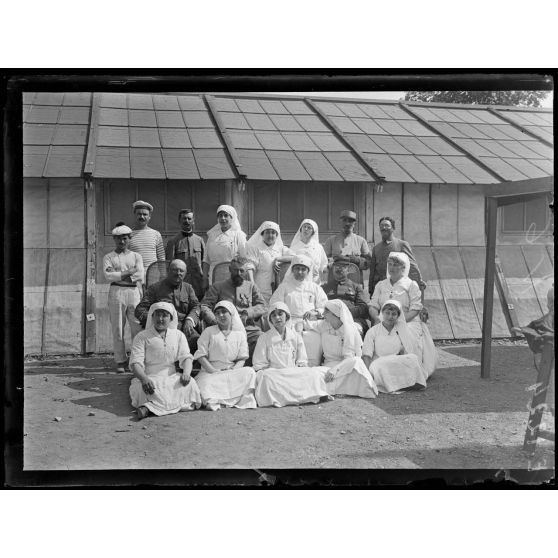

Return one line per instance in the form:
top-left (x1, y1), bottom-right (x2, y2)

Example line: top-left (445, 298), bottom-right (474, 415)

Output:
top-left (165, 232), bottom-right (205, 298)
top-left (201, 278), bottom-right (266, 325)
top-left (322, 277), bottom-right (370, 321)
top-left (135, 279), bottom-right (200, 329)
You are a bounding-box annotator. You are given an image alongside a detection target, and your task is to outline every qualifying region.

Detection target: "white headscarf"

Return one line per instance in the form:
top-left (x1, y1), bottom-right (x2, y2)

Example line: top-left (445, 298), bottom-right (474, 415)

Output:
top-left (214, 300), bottom-right (245, 332)
top-left (247, 220), bottom-right (284, 251)
top-left (386, 251), bottom-right (413, 290)
top-left (290, 218), bottom-right (320, 251)
top-left (324, 299), bottom-right (363, 357)
top-left (380, 299), bottom-right (417, 355)
top-left (207, 205), bottom-right (246, 240)
top-left (284, 253), bottom-right (314, 286)
top-left (267, 301), bottom-right (295, 338)
top-left (146, 301), bottom-right (178, 332)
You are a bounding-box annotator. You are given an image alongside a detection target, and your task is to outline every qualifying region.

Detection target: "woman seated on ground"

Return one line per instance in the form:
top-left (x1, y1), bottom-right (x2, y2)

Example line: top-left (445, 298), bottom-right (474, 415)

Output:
top-left (289, 218), bottom-right (329, 284)
top-left (193, 301), bottom-right (257, 411)
top-left (253, 302), bottom-right (331, 408)
top-left (129, 302), bottom-right (202, 419)
top-left (368, 252), bottom-right (437, 377)
top-left (312, 299), bottom-right (378, 398)
top-left (246, 220), bottom-right (294, 305)
top-left (362, 300), bottom-right (428, 394)
top-left (269, 254), bottom-right (328, 366)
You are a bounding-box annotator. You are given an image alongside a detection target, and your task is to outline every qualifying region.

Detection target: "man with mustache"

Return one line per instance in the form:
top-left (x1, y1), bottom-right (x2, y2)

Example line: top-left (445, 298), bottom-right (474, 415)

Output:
top-left (323, 210), bottom-right (370, 271)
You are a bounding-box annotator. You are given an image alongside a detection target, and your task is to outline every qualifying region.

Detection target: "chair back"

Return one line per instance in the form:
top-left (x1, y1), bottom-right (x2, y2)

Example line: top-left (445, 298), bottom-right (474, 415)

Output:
top-left (212, 261), bottom-right (231, 284)
top-left (326, 262), bottom-right (363, 286)
top-left (145, 260), bottom-right (171, 289)
top-left (272, 261), bottom-right (291, 292)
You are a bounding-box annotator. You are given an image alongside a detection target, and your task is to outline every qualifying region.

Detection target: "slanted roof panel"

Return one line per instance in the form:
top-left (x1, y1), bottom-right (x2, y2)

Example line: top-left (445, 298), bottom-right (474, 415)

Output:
top-left (336, 103), bottom-right (367, 118)
top-left (499, 140), bottom-right (548, 159)
top-left (296, 151), bottom-right (343, 181)
top-left (363, 153), bottom-right (413, 182)
top-left (314, 102), bottom-right (344, 117)
top-left (26, 106), bottom-right (60, 124)
top-left (235, 99), bottom-right (265, 113)
top-left (157, 111), bottom-right (186, 128)
top-left (376, 119), bottom-right (413, 136)
top-left (127, 94), bottom-right (154, 110)
top-left (390, 154), bottom-right (442, 183)
top-left (525, 126), bottom-right (553, 144)
top-left (244, 113), bottom-right (276, 130)
top-left (294, 115), bottom-right (329, 132)
top-left (188, 129), bottom-right (223, 148)
top-left (236, 149), bottom-right (279, 180)
top-left (329, 116), bottom-right (361, 134)
top-left (419, 136), bottom-right (462, 156)
top-left (99, 93), bottom-right (127, 108)
top-left (181, 111), bottom-right (212, 128)
top-left (254, 131), bottom-right (291, 151)
top-left (97, 126), bottom-right (130, 147)
top-left (307, 132), bottom-right (349, 151)
top-left (161, 148), bottom-right (200, 179)
top-left (24, 124), bottom-right (56, 145)
top-left (503, 157), bottom-right (550, 180)
top-left (130, 148), bottom-right (166, 179)
top-left (34, 93), bottom-right (64, 106)
top-left (228, 130), bottom-right (262, 149)
top-left (212, 97), bottom-right (240, 112)
top-left (281, 132), bottom-right (320, 151)
top-left (52, 124), bottom-right (88, 145)
top-left (475, 139), bottom-right (518, 158)
top-left (447, 109), bottom-right (486, 124)
top-left (323, 152), bottom-right (373, 181)
top-left (192, 148), bottom-right (235, 179)
top-left (266, 150), bottom-right (312, 180)
top-left (98, 107), bottom-right (128, 126)
top-left (352, 118), bottom-right (389, 135)
top-left (159, 128), bottom-right (192, 149)
top-left (417, 155), bottom-right (473, 183)
top-left (397, 119), bottom-right (437, 136)
top-left (129, 109), bottom-right (157, 127)
top-left (368, 135), bottom-right (411, 155)
top-left (62, 92), bottom-right (92, 106)
top-left (94, 147), bottom-right (130, 178)
top-left (357, 104), bottom-right (390, 119)
top-left (345, 134), bottom-right (386, 153)
top-left (479, 157), bottom-right (528, 181)
top-left (177, 96), bottom-right (206, 111)
top-left (392, 136), bottom-right (438, 156)
top-left (441, 156), bottom-right (497, 184)
top-left (23, 145), bottom-right (49, 177)
top-left (282, 100), bottom-right (314, 115)
top-left (130, 127), bottom-right (161, 148)
top-left (152, 95), bottom-right (180, 111)
top-left (44, 145), bottom-right (85, 177)
top-left (59, 107), bottom-right (90, 125)
top-left (269, 114), bottom-right (304, 131)
top-left (220, 112), bottom-right (251, 129)
top-left (259, 100), bottom-right (289, 114)
top-left (375, 104), bottom-right (414, 120)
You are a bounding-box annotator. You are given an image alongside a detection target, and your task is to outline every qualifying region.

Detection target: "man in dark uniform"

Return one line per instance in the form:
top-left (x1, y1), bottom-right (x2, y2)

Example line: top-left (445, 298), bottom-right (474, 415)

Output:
top-left (165, 208), bottom-right (205, 299)
top-left (200, 256), bottom-right (266, 361)
top-left (322, 255), bottom-right (370, 337)
top-left (135, 259), bottom-right (201, 353)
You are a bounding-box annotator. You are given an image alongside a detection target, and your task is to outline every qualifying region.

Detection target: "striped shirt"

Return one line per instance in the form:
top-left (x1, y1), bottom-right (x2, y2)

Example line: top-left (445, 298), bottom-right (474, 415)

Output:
top-left (129, 227), bottom-right (165, 279)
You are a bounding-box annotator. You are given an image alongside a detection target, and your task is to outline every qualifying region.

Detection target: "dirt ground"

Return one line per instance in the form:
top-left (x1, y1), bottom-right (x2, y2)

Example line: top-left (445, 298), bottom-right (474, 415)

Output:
top-left (22, 343), bottom-right (554, 473)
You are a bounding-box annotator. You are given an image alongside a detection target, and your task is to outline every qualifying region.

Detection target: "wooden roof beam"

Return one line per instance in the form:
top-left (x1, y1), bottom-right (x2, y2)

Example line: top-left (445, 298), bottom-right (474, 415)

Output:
top-left (83, 92), bottom-right (100, 176)
top-left (399, 101), bottom-right (508, 183)
top-left (305, 98), bottom-right (384, 183)
top-left (204, 94), bottom-right (245, 180)
top-left (488, 107), bottom-right (553, 147)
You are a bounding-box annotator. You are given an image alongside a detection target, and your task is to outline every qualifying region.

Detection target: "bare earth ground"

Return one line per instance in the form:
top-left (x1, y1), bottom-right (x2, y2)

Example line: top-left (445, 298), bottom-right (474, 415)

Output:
top-left (23, 344), bottom-right (554, 472)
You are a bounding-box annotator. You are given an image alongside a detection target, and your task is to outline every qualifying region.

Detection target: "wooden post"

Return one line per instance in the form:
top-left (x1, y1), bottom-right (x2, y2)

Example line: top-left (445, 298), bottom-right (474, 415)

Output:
top-left (84, 175), bottom-right (97, 353)
top-left (231, 178), bottom-right (249, 233)
top-left (480, 197), bottom-right (498, 378)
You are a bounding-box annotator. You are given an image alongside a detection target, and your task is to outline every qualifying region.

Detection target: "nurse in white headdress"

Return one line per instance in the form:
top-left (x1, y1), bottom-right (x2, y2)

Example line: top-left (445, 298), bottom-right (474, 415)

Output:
top-left (129, 301), bottom-right (202, 419)
top-left (270, 254), bottom-right (328, 365)
top-left (202, 205), bottom-right (247, 288)
top-left (289, 218), bottom-right (329, 284)
top-left (312, 299), bottom-right (378, 398)
top-left (253, 301), bottom-right (331, 407)
top-left (194, 300), bottom-right (257, 411)
top-left (246, 220), bottom-right (294, 304)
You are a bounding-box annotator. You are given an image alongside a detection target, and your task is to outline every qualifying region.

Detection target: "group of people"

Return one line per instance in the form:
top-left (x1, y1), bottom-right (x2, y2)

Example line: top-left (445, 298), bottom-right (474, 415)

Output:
top-left (103, 200), bottom-right (437, 419)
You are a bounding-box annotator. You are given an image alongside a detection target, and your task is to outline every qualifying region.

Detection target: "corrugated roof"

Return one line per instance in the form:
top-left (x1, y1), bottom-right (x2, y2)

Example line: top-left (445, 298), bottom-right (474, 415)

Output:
top-left (23, 92), bottom-right (553, 184)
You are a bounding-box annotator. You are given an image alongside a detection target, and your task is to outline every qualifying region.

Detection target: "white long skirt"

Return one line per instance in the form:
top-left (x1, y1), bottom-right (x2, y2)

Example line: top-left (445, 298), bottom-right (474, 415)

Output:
top-left (408, 320), bottom-right (437, 378)
top-left (369, 354), bottom-right (428, 394)
top-left (318, 356), bottom-right (378, 398)
top-left (130, 374), bottom-right (202, 416)
top-left (255, 366), bottom-right (332, 408)
top-left (196, 367), bottom-right (257, 411)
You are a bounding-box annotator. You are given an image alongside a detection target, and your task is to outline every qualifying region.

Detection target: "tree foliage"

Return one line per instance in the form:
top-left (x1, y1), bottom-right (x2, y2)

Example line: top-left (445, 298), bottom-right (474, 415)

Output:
top-left (404, 90), bottom-right (549, 107)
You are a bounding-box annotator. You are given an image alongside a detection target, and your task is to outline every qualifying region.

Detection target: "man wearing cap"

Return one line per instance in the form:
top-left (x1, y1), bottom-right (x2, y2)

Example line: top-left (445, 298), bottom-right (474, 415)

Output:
top-left (103, 223), bottom-right (144, 372)
top-left (135, 259), bottom-right (201, 353)
top-left (129, 200), bottom-right (165, 283)
top-left (368, 216), bottom-right (424, 297)
top-left (165, 209), bottom-right (205, 299)
top-left (322, 255), bottom-right (370, 336)
top-left (323, 210), bottom-right (370, 270)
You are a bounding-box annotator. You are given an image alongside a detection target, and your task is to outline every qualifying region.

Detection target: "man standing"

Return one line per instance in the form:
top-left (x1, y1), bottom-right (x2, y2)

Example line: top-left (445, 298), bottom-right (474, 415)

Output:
top-left (165, 208), bottom-right (205, 299)
top-left (200, 256), bottom-right (266, 360)
top-left (322, 255), bottom-right (370, 336)
top-left (323, 210), bottom-right (370, 270)
top-left (135, 259), bottom-right (201, 353)
top-left (103, 223), bottom-right (144, 372)
top-left (129, 200), bottom-right (165, 282)
top-left (368, 216), bottom-right (424, 297)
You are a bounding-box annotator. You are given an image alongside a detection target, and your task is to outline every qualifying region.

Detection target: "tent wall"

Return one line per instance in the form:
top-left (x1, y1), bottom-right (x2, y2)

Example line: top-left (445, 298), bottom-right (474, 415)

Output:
top-left (24, 178), bottom-right (85, 355)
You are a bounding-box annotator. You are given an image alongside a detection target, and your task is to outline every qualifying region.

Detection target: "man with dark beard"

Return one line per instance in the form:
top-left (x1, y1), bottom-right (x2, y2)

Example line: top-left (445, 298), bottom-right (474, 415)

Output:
top-left (165, 208), bottom-right (206, 299)
top-left (200, 256), bottom-right (265, 360)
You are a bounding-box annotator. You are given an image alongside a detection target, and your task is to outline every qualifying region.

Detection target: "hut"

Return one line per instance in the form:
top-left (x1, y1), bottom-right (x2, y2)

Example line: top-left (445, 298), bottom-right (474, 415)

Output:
top-left (22, 92), bottom-right (554, 355)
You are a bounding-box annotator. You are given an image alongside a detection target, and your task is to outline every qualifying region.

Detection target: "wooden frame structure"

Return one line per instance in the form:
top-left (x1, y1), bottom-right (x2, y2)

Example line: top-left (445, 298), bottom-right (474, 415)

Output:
top-left (480, 177), bottom-right (554, 378)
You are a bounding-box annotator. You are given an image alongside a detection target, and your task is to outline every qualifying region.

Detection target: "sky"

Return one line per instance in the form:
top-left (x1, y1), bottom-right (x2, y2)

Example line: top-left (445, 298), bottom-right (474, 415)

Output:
top-left (273, 91), bottom-right (553, 108)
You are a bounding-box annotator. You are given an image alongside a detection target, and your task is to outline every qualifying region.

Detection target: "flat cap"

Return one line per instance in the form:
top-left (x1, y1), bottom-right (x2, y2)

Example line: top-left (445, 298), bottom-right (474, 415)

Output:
top-left (333, 255), bottom-right (352, 265)
top-left (132, 200), bottom-right (154, 212)
top-left (340, 209), bottom-right (357, 220)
